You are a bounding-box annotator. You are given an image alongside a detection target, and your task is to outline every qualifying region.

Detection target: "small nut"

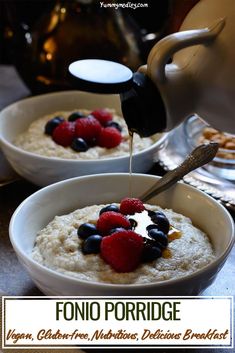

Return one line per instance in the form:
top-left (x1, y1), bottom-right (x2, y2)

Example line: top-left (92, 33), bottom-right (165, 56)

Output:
top-left (199, 127), bottom-right (235, 160)
top-left (224, 141), bottom-right (235, 150)
top-left (203, 127), bottom-right (218, 139)
top-left (210, 133), bottom-right (227, 147)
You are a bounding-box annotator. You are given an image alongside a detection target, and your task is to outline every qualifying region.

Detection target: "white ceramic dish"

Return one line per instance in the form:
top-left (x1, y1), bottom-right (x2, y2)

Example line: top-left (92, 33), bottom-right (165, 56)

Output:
top-left (0, 91), bottom-right (166, 186)
top-left (184, 115), bottom-right (235, 180)
top-left (9, 173), bottom-right (234, 296)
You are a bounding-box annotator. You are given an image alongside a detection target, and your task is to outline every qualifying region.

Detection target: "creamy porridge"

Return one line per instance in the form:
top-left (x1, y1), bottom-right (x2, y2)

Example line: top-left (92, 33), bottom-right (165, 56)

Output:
top-left (32, 203), bottom-right (215, 284)
top-left (15, 109), bottom-right (159, 160)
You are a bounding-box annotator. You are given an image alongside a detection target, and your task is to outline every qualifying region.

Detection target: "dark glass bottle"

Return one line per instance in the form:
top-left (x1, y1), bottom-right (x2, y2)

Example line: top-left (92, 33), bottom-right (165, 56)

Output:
top-left (4, 0), bottom-right (148, 93)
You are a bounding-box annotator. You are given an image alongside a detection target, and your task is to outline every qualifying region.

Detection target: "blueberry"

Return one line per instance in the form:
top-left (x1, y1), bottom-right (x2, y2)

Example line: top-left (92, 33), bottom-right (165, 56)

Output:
top-left (44, 116), bottom-right (65, 135)
top-left (105, 121), bottom-right (122, 132)
top-left (151, 214), bottom-right (170, 234)
top-left (147, 210), bottom-right (155, 217)
top-left (146, 224), bottom-right (159, 232)
top-left (129, 218), bottom-right (137, 229)
top-left (68, 111), bottom-right (86, 122)
top-left (77, 223), bottom-right (99, 239)
top-left (142, 243), bottom-right (162, 262)
top-left (71, 138), bottom-right (89, 152)
top-left (82, 235), bottom-right (102, 254)
top-left (148, 210), bottom-right (165, 218)
top-left (110, 227), bottom-right (126, 234)
top-left (99, 204), bottom-right (120, 215)
top-left (148, 229), bottom-right (168, 248)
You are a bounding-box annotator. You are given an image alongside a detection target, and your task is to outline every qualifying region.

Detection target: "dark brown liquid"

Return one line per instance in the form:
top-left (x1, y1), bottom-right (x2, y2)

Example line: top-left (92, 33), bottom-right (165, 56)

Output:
top-left (162, 248), bottom-right (172, 259)
top-left (129, 130), bottom-right (134, 197)
top-left (162, 228), bottom-right (181, 258)
top-left (168, 227), bottom-right (182, 242)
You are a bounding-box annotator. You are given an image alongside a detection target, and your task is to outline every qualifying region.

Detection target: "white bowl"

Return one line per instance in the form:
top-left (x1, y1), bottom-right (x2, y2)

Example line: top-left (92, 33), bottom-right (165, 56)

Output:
top-left (9, 173), bottom-right (234, 296)
top-left (0, 91), bottom-right (166, 186)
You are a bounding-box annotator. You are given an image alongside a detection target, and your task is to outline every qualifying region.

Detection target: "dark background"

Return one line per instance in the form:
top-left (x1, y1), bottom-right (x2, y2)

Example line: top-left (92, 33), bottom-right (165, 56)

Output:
top-left (0, 0), bottom-right (199, 64)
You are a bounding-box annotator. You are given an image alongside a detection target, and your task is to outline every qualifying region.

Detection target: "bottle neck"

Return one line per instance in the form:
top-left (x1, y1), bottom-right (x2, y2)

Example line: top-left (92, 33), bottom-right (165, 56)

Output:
top-left (121, 72), bottom-right (167, 137)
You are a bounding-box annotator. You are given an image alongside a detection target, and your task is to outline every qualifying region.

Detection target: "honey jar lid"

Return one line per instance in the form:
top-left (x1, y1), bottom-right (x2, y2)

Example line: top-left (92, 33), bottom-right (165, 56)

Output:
top-left (68, 59), bottom-right (133, 94)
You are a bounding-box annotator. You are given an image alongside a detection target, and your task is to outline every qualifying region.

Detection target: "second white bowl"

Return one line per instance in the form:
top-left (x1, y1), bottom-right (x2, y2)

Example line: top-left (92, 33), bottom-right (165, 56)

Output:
top-left (0, 91), bottom-right (166, 186)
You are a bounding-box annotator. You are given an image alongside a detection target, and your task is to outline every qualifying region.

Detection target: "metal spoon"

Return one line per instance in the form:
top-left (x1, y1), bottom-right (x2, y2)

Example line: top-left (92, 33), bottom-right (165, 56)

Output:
top-left (140, 142), bottom-right (219, 202)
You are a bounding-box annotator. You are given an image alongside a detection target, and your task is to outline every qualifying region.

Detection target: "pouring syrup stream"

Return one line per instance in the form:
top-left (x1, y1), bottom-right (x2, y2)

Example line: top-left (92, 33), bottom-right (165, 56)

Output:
top-left (128, 130), bottom-right (134, 197)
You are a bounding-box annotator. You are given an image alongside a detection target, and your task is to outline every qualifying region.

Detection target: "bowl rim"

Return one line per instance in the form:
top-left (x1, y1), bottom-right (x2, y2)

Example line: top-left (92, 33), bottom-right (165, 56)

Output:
top-left (9, 173), bottom-right (235, 289)
top-left (184, 115), bottom-right (235, 164)
top-left (0, 91), bottom-right (167, 163)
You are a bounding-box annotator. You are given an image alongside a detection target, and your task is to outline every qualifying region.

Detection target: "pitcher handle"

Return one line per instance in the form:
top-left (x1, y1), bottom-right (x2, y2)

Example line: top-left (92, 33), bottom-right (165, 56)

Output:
top-left (140, 18), bottom-right (225, 83)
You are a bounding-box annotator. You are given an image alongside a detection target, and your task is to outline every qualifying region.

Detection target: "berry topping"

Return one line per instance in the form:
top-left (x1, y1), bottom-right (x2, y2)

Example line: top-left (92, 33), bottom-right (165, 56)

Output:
top-left (99, 204), bottom-right (120, 216)
top-left (82, 235), bottom-right (102, 254)
top-left (75, 116), bottom-right (102, 143)
top-left (71, 137), bottom-right (89, 152)
top-left (91, 109), bottom-right (113, 126)
top-left (142, 242), bottom-right (162, 262)
top-left (77, 223), bottom-right (99, 239)
top-left (120, 197), bottom-right (145, 215)
top-left (148, 229), bottom-right (168, 248)
top-left (146, 224), bottom-right (159, 232)
top-left (109, 227), bottom-right (126, 234)
top-left (151, 213), bottom-right (170, 234)
top-left (77, 203), bottom-right (175, 270)
top-left (148, 210), bottom-right (165, 218)
top-left (97, 211), bottom-right (131, 235)
top-left (68, 111), bottom-right (86, 122)
top-left (52, 121), bottom-right (75, 147)
top-left (88, 138), bottom-right (98, 147)
top-left (129, 218), bottom-right (137, 229)
top-left (105, 121), bottom-right (122, 132)
top-left (45, 116), bottom-right (65, 135)
top-left (97, 127), bottom-right (122, 148)
top-left (100, 230), bottom-right (144, 272)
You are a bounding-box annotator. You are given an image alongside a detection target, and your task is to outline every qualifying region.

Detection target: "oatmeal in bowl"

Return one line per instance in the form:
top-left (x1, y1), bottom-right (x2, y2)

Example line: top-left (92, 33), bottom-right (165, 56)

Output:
top-left (32, 199), bottom-right (215, 285)
top-left (14, 107), bottom-right (158, 160)
top-left (0, 91), bottom-right (166, 186)
top-left (9, 173), bottom-right (234, 296)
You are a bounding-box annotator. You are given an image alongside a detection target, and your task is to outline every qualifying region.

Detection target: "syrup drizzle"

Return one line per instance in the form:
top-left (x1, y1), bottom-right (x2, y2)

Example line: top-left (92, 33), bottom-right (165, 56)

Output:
top-left (128, 130), bottom-right (134, 197)
top-left (162, 248), bottom-right (172, 259)
top-left (161, 227), bottom-right (182, 259)
top-left (168, 226), bottom-right (182, 242)
top-left (127, 130), bottom-right (181, 260)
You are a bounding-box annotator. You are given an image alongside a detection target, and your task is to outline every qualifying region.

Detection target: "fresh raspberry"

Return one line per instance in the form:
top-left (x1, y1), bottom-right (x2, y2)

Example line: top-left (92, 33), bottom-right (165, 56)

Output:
top-left (91, 109), bottom-right (113, 126)
top-left (97, 127), bottom-right (122, 148)
top-left (75, 116), bottom-right (102, 143)
top-left (97, 211), bottom-right (131, 235)
top-left (52, 121), bottom-right (75, 147)
top-left (100, 230), bottom-right (144, 272)
top-left (120, 198), bottom-right (145, 215)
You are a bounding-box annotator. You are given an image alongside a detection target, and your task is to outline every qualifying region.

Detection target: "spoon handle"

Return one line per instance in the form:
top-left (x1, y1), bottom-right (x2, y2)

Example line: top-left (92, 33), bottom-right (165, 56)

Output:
top-left (140, 142), bottom-right (219, 202)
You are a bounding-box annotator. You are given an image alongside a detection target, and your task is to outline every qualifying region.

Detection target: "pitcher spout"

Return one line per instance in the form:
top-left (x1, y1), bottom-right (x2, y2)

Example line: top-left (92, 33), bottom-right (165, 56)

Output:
top-left (120, 71), bottom-right (168, 137)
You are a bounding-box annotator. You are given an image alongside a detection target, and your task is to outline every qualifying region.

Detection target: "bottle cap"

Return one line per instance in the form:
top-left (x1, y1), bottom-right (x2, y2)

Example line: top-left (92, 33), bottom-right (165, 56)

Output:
top-left (68, 59), bottom-right (133, 94)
